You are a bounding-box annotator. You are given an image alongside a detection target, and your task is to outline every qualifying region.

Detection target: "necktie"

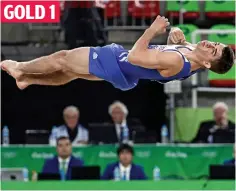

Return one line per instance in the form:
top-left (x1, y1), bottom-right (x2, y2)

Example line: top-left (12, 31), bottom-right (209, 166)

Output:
top-left (122, 170), bottom-right (127, 181)
top-left (119, 126), bottom-right (124, 142)
top-left (61, 160), bottom-right (67, 174)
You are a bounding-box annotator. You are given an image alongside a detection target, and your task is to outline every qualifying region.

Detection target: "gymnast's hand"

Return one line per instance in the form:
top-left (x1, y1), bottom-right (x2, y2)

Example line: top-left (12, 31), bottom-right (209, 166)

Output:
top-left (149, 15), bottom-right (170, 35)
top-left (168, 27), bottom-right (186, 44)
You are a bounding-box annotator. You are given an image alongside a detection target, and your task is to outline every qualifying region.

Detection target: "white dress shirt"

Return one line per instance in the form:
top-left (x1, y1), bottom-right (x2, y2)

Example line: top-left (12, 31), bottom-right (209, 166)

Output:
top-left (58, 156), bottom-right (71, 173)
top-left (115, 120), bottom-right (127, 140)
top-left (119, 163), bottom-right (131, 180)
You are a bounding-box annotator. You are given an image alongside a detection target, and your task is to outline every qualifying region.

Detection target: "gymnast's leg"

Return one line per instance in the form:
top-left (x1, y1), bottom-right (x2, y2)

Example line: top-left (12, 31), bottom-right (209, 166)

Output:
top-left (16, 71), bottom-right (102, 90)
top-left (0, 47), bottom-right (91, 80)
top-left (16, 70), bottom-right (78, 89)
top-left (1, 50), bottom-right (67, 77)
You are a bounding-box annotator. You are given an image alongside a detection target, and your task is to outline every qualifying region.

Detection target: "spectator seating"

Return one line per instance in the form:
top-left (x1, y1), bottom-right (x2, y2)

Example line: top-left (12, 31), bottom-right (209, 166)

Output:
top-left (103, 1), bottom-right (235, 27)
top-left (167, 0), bottom-right (199, 19)
top-left (208, 24), bottom-right (235, 47)
top-left (104, 1), bottom-right (121, 19)
top-left (128, 1), bottom-right (160, 18)
top-left (205, 0), bottom-right (235, 19)
top-left (208, 24), bottom-right (235, 87)
top-left (174, 24), bottom-right (200, 42)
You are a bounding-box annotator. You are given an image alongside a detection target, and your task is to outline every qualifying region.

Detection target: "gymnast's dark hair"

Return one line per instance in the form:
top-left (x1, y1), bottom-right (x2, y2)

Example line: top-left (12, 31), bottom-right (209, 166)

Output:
top-left (210, 46), bottom-right (235, 74)
top-left (117, 144), bottom-right (134, 156)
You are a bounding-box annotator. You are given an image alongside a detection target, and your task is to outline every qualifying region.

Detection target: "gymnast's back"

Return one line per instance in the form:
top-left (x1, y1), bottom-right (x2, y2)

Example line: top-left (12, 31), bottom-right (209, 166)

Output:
top-left (89, 43), bottom-right (198, 91)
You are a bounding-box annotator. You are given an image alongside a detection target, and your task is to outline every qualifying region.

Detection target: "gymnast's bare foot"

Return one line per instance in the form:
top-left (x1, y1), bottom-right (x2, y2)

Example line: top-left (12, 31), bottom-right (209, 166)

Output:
top-left (1, 60), bottom-right (23, 80)
top-left (16, 80), bottom-right (29, 90)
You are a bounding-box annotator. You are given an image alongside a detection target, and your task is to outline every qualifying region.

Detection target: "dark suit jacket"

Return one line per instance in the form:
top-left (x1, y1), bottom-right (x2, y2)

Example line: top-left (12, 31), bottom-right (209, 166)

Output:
top-left (192, 120), bottom-right (235, 143)
top-left (42, 155), bottom-right (84, 180)
top-left (224, 158), bottom-right (235, 165)
top-left (101, 162), bottom-right (147, 180)
top-left (108, 118), bottom-right (145, 143)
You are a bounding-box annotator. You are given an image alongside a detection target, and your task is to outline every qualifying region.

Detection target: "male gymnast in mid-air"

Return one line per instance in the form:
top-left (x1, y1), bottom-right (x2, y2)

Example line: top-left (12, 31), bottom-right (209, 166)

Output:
top-left (1, 15), bottom-right (234, 90)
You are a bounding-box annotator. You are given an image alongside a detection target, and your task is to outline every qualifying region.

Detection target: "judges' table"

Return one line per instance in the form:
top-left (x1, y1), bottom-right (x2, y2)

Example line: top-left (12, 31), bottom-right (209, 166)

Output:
top-left (1, 144), bottom-right (233, 179)
top-left (1, 180), bottom-right (235, 190)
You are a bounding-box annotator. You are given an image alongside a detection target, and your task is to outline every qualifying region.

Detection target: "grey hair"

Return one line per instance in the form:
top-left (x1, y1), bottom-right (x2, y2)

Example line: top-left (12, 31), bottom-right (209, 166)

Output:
top-left (212, 102), bottom-right (229, 112)
top-left (63, 105), bottom-right (80, 116)
top-left (108, 101), bottom-right (128, 116)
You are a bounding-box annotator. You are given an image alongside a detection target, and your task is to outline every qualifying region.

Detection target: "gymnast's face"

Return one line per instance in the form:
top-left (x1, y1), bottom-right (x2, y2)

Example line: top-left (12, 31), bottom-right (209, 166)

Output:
top-left (111, 107), bottom-right (126, 124)
top-left (195, 40), bottom-right (225, 67)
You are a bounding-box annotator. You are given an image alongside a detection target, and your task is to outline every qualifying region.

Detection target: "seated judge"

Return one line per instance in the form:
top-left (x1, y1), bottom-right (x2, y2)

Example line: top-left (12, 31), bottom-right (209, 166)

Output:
top-left (108, 101), bottom-right (145, 143)
top-left (101, 144), bottom-right (147, 180)
top-left (42, 136), bottom-right (84, 180)
top-left (223, 144), bottom-right (235, 166)
top-left (192, 102), bottom-right (235, 143)
top-left (49, 105), bottom-right (89, 145)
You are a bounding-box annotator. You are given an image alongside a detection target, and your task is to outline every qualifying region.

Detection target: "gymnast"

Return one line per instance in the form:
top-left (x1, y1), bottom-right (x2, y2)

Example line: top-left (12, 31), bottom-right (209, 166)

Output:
top-left (1, 15), bottom-right (234, 90)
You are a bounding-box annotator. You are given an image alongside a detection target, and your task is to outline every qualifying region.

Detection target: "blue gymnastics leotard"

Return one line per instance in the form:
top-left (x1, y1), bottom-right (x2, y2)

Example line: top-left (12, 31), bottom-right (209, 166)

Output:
top-left (89, 43), bottom-right (198, 91)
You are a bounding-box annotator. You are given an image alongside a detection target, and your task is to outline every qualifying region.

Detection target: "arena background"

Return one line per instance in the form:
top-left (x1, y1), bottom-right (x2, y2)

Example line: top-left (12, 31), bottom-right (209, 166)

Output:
top-left (1, 0), bottom-right (235, 190)
top-left (2, 72), bottom-right (166, 144)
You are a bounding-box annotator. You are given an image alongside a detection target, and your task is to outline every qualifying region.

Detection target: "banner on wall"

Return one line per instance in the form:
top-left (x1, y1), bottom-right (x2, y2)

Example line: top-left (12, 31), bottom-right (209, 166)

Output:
top-left (1, 144), bottom-right (233, 179)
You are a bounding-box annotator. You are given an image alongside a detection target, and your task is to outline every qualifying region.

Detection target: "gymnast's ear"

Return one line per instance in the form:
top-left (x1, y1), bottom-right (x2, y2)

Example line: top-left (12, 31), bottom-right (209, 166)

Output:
top-left (202, 61), bottom-right (211, 69)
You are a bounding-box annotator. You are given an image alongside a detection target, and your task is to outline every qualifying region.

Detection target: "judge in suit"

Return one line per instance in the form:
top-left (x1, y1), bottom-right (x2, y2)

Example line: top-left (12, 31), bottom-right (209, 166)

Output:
top-left (192, 102), bottom-right (235, 143)
top-left (108, 101), bottom-right (145, 143)
top-left (42, 136), bottom-right (84, 180)
top-left (49, 106), bottom-right (89, 146)
top-left (101, 144), bottom-right (147, 180)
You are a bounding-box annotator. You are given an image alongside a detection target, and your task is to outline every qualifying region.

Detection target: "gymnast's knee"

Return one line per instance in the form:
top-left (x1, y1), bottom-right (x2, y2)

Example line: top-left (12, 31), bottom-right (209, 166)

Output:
top-left (54, 47), bottom-right (90, 75)
top-left (50, 50), bottom-right (69, 70)
top-left (59, 48), bottom-right (88, 67)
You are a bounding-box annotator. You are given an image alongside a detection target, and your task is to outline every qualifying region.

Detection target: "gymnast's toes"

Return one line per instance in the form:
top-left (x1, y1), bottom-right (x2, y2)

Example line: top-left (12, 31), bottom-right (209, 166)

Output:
top-left (1, 60), bottom-right (23, 80)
